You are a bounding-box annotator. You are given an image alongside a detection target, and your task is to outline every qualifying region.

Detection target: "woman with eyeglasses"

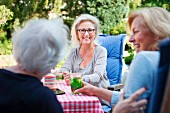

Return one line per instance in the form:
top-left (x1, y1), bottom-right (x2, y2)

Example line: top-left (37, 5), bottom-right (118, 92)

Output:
top-left (60, 14), bottom-right (110, 105)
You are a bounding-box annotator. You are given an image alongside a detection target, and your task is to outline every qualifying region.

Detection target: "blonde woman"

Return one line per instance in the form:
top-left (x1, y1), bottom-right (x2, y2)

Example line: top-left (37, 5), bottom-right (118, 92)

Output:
top-left (125, 7), bottom-right (170, 112)
top-left (60, 14), bottom-right (110, 89)
top-left (75, 7), bottom-right (170, 113)
top-left (60, 14), bottom-right (110, 106)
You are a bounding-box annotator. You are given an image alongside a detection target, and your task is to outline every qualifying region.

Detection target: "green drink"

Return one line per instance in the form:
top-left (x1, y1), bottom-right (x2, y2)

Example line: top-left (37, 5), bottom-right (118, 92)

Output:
top-left (70, 73), bottom-right (82, 94)
top-left (56, 72), bottom-right (64, 80)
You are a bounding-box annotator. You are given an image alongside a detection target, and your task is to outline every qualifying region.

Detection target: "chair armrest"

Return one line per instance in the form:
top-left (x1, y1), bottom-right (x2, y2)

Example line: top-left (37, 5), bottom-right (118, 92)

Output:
top-left (107, 84), bottom-right (124, 91)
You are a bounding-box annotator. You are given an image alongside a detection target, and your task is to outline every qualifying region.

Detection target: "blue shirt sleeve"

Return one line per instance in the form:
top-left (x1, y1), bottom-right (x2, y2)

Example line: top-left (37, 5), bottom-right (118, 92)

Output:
top-left (111, 91), bottom-right (121, 105)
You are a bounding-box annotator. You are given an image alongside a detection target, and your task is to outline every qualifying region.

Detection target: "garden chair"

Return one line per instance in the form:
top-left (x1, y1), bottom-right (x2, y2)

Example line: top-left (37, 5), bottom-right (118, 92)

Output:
top-left (149, 38), bottom-right (170, 113)
top-left (97, 34), bottom-right (126, 113)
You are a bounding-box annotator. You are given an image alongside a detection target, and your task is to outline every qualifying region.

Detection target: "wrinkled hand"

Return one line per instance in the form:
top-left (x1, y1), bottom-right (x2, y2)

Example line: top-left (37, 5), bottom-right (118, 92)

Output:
top-left (64, 73), bottom-right (71, 86)
top-left (113, 87), bottom-right (147, 113)
top-left (74, 82), bottom-right (96, 96)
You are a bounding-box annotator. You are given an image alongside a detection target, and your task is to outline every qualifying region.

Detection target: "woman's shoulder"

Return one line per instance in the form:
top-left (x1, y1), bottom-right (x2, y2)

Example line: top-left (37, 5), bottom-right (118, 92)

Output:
top-left (138, 51), bottom-right (159, 55)
top-left (96, 45), bottom-right (107, 52)
top-left (133, 51), bottom-right (160, 67)
top-left (69, 47), bottom-right (79, 55)
top-left (70, 47), bottom-right (78, 52)
top-left (93, 45), bottom-right (107, 58)
top-left (136, 51), bottom-right (159, 60)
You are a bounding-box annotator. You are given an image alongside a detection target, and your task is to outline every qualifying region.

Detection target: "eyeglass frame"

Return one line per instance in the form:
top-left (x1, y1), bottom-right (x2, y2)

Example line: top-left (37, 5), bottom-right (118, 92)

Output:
top-left (77, 29), bottom-right (96, 34)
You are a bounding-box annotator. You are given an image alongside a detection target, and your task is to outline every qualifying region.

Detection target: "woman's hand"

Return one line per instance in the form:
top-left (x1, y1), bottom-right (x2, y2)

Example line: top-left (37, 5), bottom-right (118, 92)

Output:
top-left (64, 73), bottom-right (71, 86)
top-left (74, 81), bottom-right (96, 96)
top-left (113, 87), bottom-right (147, 113)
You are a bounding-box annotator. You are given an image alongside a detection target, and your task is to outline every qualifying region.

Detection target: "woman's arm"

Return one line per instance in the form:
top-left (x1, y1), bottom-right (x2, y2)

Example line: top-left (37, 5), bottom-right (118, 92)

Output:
top-left (75, 82), bottom-right (112, 102)
top-left (75, 81), bottom-right (147, 112)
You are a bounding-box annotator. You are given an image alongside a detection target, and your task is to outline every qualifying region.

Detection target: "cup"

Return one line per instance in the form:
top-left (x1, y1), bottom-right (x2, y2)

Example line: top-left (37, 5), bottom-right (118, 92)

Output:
top-left (56, 72), bottom-right (65, 80)
top-left (44, 73), bottom-right (56, 91)
top-left (70, 73), bottom-right (82, 94)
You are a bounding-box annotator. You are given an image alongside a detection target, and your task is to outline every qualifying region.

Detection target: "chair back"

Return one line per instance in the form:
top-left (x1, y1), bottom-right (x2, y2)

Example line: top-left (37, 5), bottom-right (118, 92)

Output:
top-left (149, 38), bottom-right (170, 113)
top-left (160, 67), bottom-right (170, 113)
top-left (97, 34), bottom-right (126, 85)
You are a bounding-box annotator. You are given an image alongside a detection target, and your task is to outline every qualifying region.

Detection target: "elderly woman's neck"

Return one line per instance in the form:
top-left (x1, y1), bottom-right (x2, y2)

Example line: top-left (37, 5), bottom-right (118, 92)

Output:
top-left (80, 43), bottom-right (96, 52)
top-left (5, 65), bottom-right (43, 80)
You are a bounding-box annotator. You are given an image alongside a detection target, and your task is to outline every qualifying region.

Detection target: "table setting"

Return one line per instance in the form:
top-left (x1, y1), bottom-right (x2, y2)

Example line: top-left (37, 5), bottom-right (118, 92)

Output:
top-left (43, 70), bottom-right (104, 113)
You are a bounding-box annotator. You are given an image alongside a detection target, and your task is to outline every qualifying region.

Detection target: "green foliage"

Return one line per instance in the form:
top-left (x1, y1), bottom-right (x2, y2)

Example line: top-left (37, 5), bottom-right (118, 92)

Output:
top-left (141, 0), bottom-right (170, 11)
top-left (110, 20), bottom-right (127, 35)
top-left (86, 0), bottom-right (130, 34)
top-left (129, 0), bottom-right (142, 10)
top-left (124, 51), bottom-right (134, 65)
top-left (61, 0), bottom-right (88, 28)
top-left (61, 0), bottom-right (131, 34)
top-left (0, 0), bottom-right (63, 39)
top-left (62, 0), bottom-right (88, 18)
top-left (0, 5), bottom-right (13, 26)
top-left (0, 5), bottom-right (13, 55)
top-left (0, 39), bottom-right (12, 55)
top-left (124, 42), bottom-right (135, 65)
top-left (0, 0), bottom-right (62, 23)
top-left (0, 1), bottom-right (63, 55)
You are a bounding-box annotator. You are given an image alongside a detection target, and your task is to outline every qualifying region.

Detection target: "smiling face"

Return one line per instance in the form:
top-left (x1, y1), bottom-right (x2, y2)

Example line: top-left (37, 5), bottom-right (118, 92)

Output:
top-left (129, 16), bottom-right (157, 53)
top-left (77, 21), bottom-right (96, 45)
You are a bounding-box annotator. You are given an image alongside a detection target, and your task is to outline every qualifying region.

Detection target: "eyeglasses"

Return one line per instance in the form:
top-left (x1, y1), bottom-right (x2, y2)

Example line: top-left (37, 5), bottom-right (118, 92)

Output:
top-left (77, 29), bottom-right (95, 34)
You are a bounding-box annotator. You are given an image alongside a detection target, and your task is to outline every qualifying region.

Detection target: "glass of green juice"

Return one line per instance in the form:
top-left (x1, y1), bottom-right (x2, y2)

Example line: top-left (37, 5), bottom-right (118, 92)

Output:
top-left (70, 73), bottom-right (82, 94)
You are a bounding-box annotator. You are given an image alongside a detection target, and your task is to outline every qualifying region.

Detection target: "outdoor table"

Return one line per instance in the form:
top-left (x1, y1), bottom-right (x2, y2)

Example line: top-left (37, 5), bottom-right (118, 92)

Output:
top-left (56, 80), bottom-right (104, 113)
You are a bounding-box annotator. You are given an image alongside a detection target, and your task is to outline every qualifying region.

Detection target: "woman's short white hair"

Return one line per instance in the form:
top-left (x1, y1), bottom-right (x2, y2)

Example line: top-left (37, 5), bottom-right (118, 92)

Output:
top-left (12, 18), bottom-right (68, 76)
top-left (71, 14), bottom-right (100, 47)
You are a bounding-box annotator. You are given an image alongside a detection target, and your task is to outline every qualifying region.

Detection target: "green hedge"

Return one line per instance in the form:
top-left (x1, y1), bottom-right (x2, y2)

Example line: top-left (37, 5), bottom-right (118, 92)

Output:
top-left (110, 20), bottom-right (127, 35)
top-left (0, 5), bottom-right (13, 55)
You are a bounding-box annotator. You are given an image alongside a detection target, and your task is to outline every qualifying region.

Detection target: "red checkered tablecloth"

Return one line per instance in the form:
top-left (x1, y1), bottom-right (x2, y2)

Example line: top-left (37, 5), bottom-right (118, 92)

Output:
top-left (56, 80), bottom-right (104, 113)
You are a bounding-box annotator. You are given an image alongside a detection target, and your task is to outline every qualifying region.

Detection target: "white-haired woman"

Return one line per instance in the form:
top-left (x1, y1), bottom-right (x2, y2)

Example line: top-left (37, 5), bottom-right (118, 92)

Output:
top-left (61, 14), bottom-right (110, 89)
top-left (0, 18), bottom-right (68, 113)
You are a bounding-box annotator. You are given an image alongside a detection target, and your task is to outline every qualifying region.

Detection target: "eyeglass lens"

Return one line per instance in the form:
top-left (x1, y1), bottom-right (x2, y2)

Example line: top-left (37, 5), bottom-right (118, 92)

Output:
top-left (78, 29), bottom-right (95, 34)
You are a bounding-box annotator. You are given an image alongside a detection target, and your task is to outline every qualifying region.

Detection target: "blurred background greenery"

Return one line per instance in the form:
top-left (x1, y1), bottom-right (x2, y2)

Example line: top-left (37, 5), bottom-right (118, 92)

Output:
top-left (0, 0), bottom-right (170, 67)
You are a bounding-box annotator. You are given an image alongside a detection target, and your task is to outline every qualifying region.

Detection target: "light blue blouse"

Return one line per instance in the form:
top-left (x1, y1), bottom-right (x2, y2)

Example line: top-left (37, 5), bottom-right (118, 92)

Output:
top-left (111, 51), bottom-right (160, 113)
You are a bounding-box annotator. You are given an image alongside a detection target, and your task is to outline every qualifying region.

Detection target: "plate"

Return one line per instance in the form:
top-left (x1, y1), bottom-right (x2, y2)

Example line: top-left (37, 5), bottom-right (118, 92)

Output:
top-left (54, 88), bottom-right (65, 95)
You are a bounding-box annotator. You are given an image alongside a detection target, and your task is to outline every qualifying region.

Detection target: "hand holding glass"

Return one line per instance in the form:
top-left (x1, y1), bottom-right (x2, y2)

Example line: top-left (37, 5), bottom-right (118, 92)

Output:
top-left (70, 73), bottom-right (82, 94)
top-left (64, 73), bottom-right (71, 85)
top-left (56, 72), bottom-right (65, 80)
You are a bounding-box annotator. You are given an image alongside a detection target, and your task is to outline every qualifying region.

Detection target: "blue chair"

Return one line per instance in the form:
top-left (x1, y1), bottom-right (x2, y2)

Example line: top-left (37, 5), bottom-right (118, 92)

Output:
top-left (97, 34), bottom-right (126, 112)
top-left (98, 34), bottom-right (126, 86)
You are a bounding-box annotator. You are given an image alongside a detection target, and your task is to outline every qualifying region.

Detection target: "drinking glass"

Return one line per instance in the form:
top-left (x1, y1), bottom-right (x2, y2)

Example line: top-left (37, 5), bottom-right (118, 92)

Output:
top-left (70, 73), bottom-right (82, 94)
top-left (56, 72), bottom-right (65, 80)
